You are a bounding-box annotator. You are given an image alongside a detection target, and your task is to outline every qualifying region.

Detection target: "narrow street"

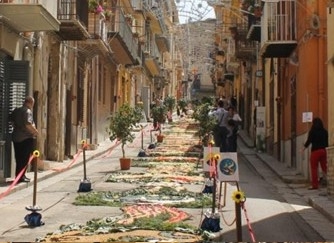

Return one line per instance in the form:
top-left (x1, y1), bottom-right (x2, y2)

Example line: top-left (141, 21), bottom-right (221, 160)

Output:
top-left (0, 117), bottom-right (332, 242)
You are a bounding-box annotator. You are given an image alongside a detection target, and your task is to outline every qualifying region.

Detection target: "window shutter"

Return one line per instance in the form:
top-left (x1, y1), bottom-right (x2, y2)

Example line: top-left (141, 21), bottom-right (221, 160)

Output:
top-left (0, 58), bottom-right (28, 177)
top-left (0, 60), bottom-right (29, 138)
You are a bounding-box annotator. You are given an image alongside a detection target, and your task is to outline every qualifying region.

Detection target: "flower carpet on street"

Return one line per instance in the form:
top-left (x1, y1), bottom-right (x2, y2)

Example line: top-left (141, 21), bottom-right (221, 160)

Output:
top-left (41, 118), bottom-right (210, 242)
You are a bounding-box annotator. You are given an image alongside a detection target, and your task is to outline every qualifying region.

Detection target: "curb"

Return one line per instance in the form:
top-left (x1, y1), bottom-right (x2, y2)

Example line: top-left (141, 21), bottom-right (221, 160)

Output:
top-left (238, 132), bottom-right (308, 185)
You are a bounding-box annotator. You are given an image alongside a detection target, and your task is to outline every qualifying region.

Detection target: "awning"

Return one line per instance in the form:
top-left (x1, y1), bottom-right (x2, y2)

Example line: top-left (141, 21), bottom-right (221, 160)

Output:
top-left (0, 4), bottom-right (60, 32)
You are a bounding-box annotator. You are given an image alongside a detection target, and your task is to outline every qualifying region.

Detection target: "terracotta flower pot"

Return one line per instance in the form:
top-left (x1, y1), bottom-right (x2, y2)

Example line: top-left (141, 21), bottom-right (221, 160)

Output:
top-left (157, 134), bottom-right (164, 143)
top-left (120, 157), bottom-right (131, 170)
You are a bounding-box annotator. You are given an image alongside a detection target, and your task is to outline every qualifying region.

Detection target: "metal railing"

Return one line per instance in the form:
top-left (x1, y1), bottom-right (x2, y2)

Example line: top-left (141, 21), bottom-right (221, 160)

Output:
top-left (57, 0), bottom-right (77, 20)
top-left (110, 10), bottom-right (139, 61)
top-left (262, 0), bottom-right (297, 42)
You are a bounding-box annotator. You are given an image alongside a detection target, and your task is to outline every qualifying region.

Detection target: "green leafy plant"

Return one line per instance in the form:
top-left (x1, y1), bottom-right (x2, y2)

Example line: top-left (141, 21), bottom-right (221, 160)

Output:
top-left (164, 96), bottom-right (176, 112)
top-left (177, 99), bottom-right (187, 112)
top-left (151, 105), bottom-right (167, 125)
top-left (107, 103), bottom-right (143, 158)
top-left (88, 0), bottom-right (98, 12)
top-left (104, 9), bottom-right (112, 19)
top-left (241, 0), bottom-right (262, 17)
top-left (89, 0), bottom-right (104, 13)
top-left (192, 103), bottom-right (217, 146)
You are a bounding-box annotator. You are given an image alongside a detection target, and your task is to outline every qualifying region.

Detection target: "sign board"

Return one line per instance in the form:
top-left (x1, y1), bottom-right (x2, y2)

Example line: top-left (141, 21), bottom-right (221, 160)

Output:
top-left (302, 112), bottom-right (313, 123)
top-left (255, 70), bottom-right (263, 77)
top-left (217, 152), bottom-right (239, 182)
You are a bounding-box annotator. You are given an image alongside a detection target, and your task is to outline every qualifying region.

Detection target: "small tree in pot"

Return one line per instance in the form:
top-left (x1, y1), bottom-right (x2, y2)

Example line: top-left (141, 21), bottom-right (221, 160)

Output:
top-left (151, 104), bottom-right (167, 142)
top-left (107, 103), bottom-right (142, 169)
top-left (164, 96), bottom-right (176, 122)
top-left (177, 98), bottom-right (188, 117)
top-left (192, 102), bottom-right (217, 146)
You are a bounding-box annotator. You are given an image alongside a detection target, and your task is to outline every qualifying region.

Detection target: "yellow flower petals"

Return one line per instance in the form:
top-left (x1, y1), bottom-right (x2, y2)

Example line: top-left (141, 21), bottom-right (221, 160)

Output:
top-left (33, 150), bottom-right (40, 157)
top-left (232, 190), bottom-right (245, 203)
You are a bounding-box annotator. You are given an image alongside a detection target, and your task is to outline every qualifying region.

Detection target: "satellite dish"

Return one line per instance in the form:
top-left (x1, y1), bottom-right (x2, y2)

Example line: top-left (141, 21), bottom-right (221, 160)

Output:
top-left (310, 14), bottom-right (320, 30)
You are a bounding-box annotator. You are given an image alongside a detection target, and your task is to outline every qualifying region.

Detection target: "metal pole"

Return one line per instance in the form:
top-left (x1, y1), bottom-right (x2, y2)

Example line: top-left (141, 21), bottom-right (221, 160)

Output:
top-left (236, 202), bottom-right (242, 241)
top-left (32, 157), bottom-right (38, 206)
top-left (141, 128), bottom-right (144, 150)
top-left (211, 176), bottom-right (216, 214)
top-left (83, 146), bottom-right (87, 180)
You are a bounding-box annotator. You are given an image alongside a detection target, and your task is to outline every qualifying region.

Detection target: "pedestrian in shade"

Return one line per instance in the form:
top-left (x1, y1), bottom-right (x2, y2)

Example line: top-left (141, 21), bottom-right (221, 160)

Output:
top-left (11, 96), bottom-right (38, 183)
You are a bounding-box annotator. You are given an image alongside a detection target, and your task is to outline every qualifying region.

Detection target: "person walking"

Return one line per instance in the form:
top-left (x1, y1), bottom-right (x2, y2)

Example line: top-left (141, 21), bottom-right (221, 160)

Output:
top-left (226, 106), bottom-right (242, 152)
top-left (11, 96), bottom-right (38, 183)
top-left (302, 117), bottom-right (328, 190)
top-left (209, 99), bottom-right (229, 152)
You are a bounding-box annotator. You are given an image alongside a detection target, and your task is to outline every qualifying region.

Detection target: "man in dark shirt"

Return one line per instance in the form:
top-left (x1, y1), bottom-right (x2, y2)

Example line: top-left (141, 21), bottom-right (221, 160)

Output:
top-left (11, 96), bottom-right (38, 183)
top-left (209, 99), bottom-right (229, 152)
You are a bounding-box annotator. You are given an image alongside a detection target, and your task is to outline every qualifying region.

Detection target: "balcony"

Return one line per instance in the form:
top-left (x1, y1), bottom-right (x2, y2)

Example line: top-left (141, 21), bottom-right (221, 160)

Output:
top-left (260, 0), bottom-right (297, 58)
top-left (57, 0), bottom-right (90, 40)
top-left (143, 0), bottom-right (165, 34)
top-left (233, 23), bottom-right (257, 60)
top-left (144, 40), bottom-right (161, 76)
top-left (0, 2), bottom-right (59, 32)
top-left (155, 34), bottom-right (170, 53)
top-left (108, 10), bottom-right (139, 65)
top-left (247, 15), bottom-right (261, 42)
top-left (79, 13), bottom-right (111, 59)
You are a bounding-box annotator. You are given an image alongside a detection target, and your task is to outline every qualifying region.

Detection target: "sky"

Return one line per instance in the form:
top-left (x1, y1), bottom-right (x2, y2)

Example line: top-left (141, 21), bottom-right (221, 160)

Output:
top-left (175, 0), bottom-right (216, 24)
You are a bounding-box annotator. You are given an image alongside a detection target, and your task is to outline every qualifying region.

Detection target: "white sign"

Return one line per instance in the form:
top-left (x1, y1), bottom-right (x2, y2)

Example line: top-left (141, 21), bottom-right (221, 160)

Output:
top-left (302, 112), bottom-right (313, 123)
top-left (217, 152), bottom-right (239, 182)
top-left (203, 147), bottom-right (220, 172)
top-left (255, 70), bottom-right (263, 77)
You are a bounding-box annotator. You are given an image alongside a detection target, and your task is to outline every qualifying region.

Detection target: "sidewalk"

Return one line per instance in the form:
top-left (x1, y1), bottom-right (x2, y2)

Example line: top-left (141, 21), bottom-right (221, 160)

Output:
top-left (238, 129), bottom-right (334, 227)
top-left (0, 123), bottom-right (151, 198)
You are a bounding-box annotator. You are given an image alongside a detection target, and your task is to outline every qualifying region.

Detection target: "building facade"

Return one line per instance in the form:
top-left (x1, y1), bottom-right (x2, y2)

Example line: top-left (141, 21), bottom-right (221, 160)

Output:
top-left (0, 0), bottom-right (179, 181)
top-left (210, 0), bottom-right (332, 186)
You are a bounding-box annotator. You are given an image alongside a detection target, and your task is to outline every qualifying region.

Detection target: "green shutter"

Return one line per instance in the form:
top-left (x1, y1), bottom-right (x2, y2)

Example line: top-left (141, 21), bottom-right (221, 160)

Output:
top-left (0, 58), bottom-right (29, 177)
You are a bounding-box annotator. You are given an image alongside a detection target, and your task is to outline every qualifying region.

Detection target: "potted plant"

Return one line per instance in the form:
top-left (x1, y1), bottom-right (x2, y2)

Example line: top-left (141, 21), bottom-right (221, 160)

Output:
top-left (164, 96), bottom-right (176, 122)
top-left (177, 98), bottom-right (188, 117)
top-left (192, 102), bottom-right (217, 146)
top-left (89, 0), bottom-right (103, 14)
top-left (104, 9), bottom-right (112, 21)
top-left (151, 104), bottom-right (167, 142)
top-left (107, 103), bottom-right (143, 170)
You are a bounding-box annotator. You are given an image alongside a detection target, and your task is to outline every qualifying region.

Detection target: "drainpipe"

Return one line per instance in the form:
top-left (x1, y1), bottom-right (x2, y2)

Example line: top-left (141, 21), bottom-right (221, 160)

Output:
top-left (317, 3), bottom-right (325, 119)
